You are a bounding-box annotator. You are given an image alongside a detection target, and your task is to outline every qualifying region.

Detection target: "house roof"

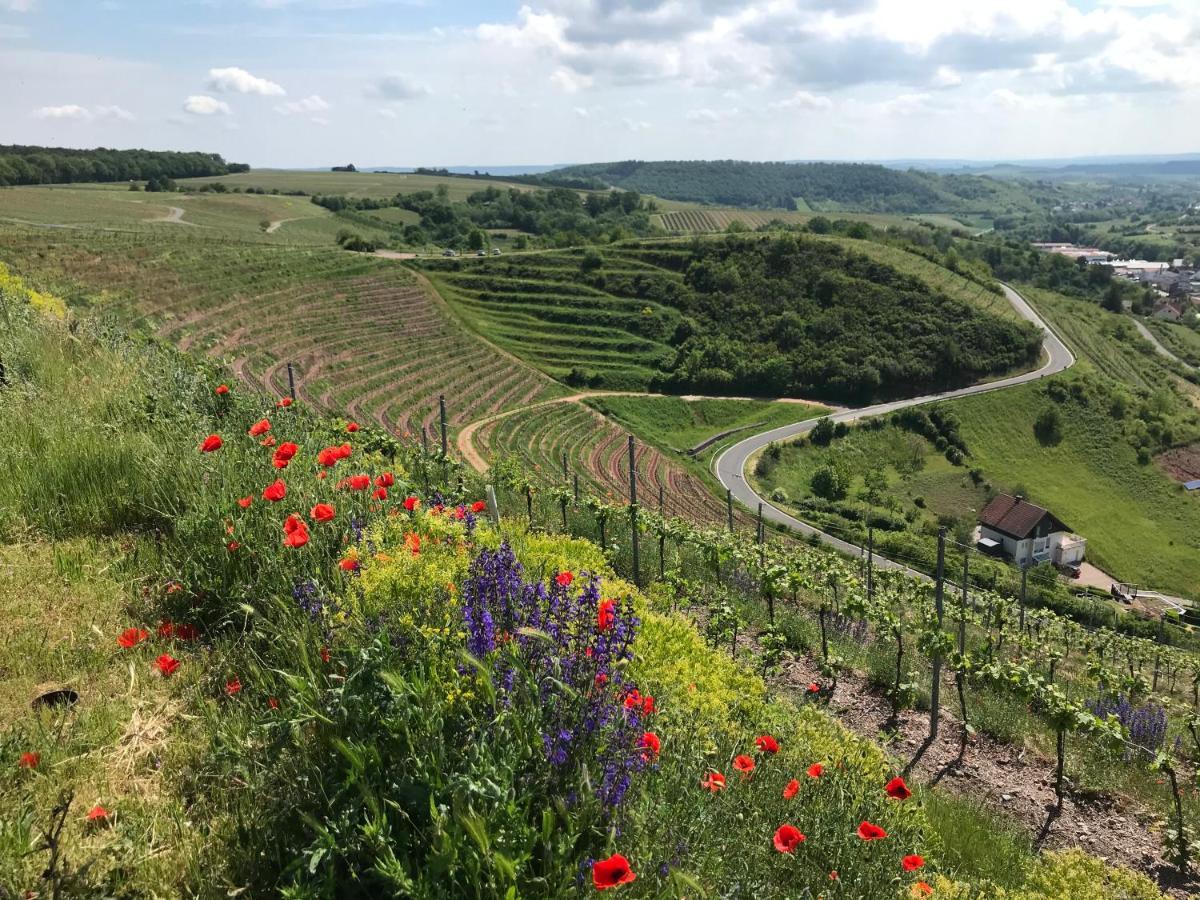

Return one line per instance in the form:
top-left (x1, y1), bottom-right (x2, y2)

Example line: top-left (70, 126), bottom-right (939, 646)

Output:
top-left (977, 493), bottom-right (1071, 540)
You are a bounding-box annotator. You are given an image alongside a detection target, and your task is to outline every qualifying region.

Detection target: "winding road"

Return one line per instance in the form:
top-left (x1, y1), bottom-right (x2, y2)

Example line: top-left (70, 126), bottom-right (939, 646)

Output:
top-left (1131, 317), bottom-right (1196, 371)
top-left (714, 283), bottom-right (1076, 568)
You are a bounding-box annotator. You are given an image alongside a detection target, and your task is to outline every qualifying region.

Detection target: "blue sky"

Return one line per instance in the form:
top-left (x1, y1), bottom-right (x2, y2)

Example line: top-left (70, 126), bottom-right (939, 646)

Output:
top-left (2, 0), bottom-right (1198, 167)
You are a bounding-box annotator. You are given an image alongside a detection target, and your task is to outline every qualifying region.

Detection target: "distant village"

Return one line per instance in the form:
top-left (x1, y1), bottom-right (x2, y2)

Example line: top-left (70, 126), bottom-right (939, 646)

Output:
top-left (1032, 242), bottom-right (1200, 323)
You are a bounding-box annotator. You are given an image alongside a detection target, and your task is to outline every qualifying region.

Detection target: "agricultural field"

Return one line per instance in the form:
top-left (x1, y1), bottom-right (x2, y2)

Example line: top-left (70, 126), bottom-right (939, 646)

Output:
top-left (1147, 317), bottom-right (1200, 368)
top-left (0, 183), bottom-right (392, 245)
top-left (654, 207), bottom-right (909, 232)
top-left (420, 236), bottom-right (1041, 404)
top-left (0, 226), bottom-right (563, 439)
top-left (174, 168), bottom-right (538, 201)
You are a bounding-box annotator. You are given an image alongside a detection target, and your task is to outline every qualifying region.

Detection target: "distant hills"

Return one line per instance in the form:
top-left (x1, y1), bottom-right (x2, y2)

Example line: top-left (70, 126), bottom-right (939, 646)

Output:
top-left (545, 160), bottom-right (1044, 214)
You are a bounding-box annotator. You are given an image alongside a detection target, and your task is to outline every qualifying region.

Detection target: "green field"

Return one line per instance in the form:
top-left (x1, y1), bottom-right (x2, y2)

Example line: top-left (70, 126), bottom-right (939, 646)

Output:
top-left (586, 395), bottom-right (829, 452)
top-left (174, 168), bottom-right (539, 201)
top-left (1147, 317), bottom-right (1200, 368)
top-left (0, 183), bottom-right (392, 245)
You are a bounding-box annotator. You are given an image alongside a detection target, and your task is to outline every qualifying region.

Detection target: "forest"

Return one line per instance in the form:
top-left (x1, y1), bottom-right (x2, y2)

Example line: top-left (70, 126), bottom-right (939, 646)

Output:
top-left (549, 160), bottom-right (1046, 214)
top-left (0, 144), bottom-right (248, 186)
top-left (314, 184), bottom-right (660, 247)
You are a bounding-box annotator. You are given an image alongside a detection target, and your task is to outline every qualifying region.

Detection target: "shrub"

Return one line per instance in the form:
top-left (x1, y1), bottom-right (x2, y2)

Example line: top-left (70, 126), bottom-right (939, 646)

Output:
top-left (810, 463), bottom-right (849, 501)
top-left (1034, 407), bottom-right (1064, 446)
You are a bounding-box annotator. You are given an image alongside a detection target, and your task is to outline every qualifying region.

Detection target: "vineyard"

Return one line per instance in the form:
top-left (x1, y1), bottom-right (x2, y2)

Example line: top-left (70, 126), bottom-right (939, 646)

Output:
top-left (654, 208), bottom-right (905, 232)
top-left (0, 226), bottom-right (563, 439)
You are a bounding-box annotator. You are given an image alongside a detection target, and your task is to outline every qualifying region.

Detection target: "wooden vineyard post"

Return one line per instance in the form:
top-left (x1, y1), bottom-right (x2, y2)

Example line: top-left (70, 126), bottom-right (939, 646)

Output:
top-left (286, 362), bottom-right (296, 401)
top-left (726, 488), bottom-right (734, 533)
top-left (959, 548), bottom-right (969, 654)
top-left (866, 524), bottom-right (875, 602)
top-left (420, 426), bottom-right (430, 494)
top-left (628, 436), bottom-right (641, 588)
top-left (0, 357), bottom-right (7, 387)
top-left (756, 502), bottom-right (765, 568)
top-left (1019, 564), bottom-right (1028, 634)
top-left (439, 395), bottom-right (449, 484)
top-left (421, 426), bottom-right (429, 457)
top-left (658, 484), bottom-right (666, 581)
top-left (485, 484), bottom-right (501, 531)
top-left (573, 473), bottom-right (579, 503)
top-left (560, 452), bottom-right (569, 532)
top-left (930, 527), bottom-right (947, 740)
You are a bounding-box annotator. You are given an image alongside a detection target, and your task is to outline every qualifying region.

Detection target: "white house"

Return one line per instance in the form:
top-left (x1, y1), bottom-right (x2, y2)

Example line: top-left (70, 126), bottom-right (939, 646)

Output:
top-left (976, 494), bottom-right (1086, 568)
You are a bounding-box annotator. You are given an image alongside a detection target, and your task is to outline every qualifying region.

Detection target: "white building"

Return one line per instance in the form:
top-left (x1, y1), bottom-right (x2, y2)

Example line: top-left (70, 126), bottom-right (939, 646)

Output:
top-left (977, 494), bottom-right (1086, 568)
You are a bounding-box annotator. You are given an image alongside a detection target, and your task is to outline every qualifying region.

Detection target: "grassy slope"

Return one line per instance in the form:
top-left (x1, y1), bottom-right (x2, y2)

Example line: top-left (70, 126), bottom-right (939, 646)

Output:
top-left (0, 184), bottom-right (391, 245)
top-left (1147, 317), bottom-right (1200, 368)
top-left (586, 395), bottom-right (830, 452)
top-left (174, 169), bottom-right (537, 201)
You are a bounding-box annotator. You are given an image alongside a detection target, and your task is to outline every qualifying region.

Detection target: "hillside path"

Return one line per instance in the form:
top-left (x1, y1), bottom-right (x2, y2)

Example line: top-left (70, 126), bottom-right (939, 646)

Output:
top-left (1132, 317), bottom-right (1196, 371)
top-left (714, 283), bottom-right (1075, 568)
top-left (265, 217), bottom-right (300, 234)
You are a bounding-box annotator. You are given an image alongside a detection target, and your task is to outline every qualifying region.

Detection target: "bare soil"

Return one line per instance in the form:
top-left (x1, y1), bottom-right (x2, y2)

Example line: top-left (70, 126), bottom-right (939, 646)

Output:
top-left (1158, 444), bottom-right (1200, 484)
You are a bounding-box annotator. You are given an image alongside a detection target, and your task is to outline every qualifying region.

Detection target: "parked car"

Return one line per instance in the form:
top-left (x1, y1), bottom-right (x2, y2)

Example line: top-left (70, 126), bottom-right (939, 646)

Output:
top-left (491, 248), bottom-right (502, 256)
top-left (441, 249), bottom-right (457, 257)
top-left (476, 250), bottom-right (487, 257)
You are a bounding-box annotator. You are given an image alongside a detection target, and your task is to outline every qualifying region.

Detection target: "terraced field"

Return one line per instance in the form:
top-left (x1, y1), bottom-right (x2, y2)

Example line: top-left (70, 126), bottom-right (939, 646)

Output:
top-left (654, 208), bottom-right (909, 232)
top-left (174, 169), bottom-right (538, 202)
top-left (471, 399), bottom-right (733, 522)
top-left (0, 226), bottom-right (563, 438)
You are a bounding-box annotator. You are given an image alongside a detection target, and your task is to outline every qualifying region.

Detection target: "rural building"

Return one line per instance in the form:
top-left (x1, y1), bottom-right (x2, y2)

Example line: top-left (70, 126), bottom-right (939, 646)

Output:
top-left (1152, 302), bottom-right (1185, 321)
top-left (976, 494), bottom-right (1087, 568)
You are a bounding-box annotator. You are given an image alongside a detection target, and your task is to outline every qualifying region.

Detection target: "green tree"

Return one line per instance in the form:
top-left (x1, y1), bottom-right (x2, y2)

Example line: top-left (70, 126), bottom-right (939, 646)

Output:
top-left (1034, 406), bottom-right (1064, 447)
top-left (467, 230), bottom-right (486, 251)
top-left (811, 462), bottom-right (849, 501)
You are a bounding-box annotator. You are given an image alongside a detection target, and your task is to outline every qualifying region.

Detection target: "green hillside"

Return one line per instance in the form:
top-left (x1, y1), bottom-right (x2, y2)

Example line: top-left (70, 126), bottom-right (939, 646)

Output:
top-left (550, 160), bottom-right (1048, 215)
top-left (420, 235), bottom-right (1041, 403)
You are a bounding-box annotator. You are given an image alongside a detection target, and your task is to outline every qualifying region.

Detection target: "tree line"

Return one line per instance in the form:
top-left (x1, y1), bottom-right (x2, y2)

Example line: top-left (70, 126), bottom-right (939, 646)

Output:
top-left (0, 144), bottom-right (248, 187)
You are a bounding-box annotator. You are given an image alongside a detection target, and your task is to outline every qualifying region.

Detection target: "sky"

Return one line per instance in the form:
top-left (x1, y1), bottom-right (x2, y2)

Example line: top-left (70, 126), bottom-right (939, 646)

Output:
top-left (2, 0), bottom-right (1199, 168)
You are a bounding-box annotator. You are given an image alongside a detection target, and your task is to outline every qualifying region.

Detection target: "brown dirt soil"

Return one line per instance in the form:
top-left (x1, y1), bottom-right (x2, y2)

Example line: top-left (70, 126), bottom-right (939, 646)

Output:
top-left (772, 648), bottom-right (1200, 897)
top-left (1157, 444), bottom-right (1200, 484)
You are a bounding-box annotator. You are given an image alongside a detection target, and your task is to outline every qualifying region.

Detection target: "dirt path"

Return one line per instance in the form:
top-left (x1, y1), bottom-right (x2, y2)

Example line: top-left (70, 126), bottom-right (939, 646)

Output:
top-left (149, 206), bottom-right (192, 226)
top-left (765, 646), bottom-right (1197, 896)
top-left (265, 217), bottom-right (300, 234)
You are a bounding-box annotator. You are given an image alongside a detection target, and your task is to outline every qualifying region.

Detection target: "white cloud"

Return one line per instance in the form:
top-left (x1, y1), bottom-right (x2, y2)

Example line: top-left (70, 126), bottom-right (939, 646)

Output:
top-left (377, 107), bottom-right (398, 119)
top-left (1, 0), bottom-right (36, 11)
top-left (366, 74), bottom-right (431, 101)
top-left (207, 66), bottom-right (286, 96)
top-left (275, 94), bottom-right (330, 115)
top-left (770, 91), bottom-right (833, 111)
top-left (622, 118), bottom-right (651, 132)
top-left (183, 94), bottom-right (232, 116)
top-left (932, 66), bottom-right (963, 88)
top-left (94, 104), bottom-right (135, 121)
top-left (550, 67), bottom-right (592, 93)
top-left (573, 106), bottom-right (590, 118)
top-left (32, 104), bottom-right (91, 120)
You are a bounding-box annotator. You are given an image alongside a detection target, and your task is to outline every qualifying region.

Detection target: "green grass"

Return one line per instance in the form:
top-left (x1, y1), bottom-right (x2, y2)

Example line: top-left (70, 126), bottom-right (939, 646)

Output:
top-left (174, 168), bottom-right (538, 201)
top-left (923, 792), bottom-right (1034, 890)
top-left (0, 184), bottom-right (392, 246)
top-left (586, 395), bottom-right (830, 452)
top-left (1146, 318), bottom-right (1200, 368)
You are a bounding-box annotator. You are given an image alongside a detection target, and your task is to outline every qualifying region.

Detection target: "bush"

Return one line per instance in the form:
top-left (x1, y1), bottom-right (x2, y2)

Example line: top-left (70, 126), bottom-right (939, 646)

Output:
top-left (810, 416), bottom-right (836, 446)
top-left (810, 463), bottom-right (849, 501)
top-left (1034, 407), bottom-right (1064, 446)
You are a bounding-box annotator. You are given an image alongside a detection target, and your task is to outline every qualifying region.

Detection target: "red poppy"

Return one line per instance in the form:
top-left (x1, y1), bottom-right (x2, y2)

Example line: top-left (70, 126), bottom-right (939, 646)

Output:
top-left (639, 732), bottom-right (661, 757)
top-left (701, 771), bottom-right (726, 792)
top-left (226, 677), bottom-right (242, 696)
top-left (86, 805), bottom-right (110, 824)
top-left (336, 443), bottom-right (352, 459)
top-left (284, 523), bottom-right (310, 548)
top-left (317, 447), bottom-right (339, 467)
top-left (829, 871), bottom-right (839, 881)
top-left (226, 541), bottom-right (240, 552)
top-left (556, 571), bottom-right (574, 587)
top-left (857, 821), bottom-right (888, 841)
top-left (277, 397), bottom-right (293, 408)
top-left (249, 418), bottom-right (271, 437)
top-left (806, 682), bottom-right (820, 694)
top-left (756, 735), bottom-right (780, 754)
top-left (19, 751), bottom-right (40, 769)
top-left (310, 503), bottom-right (335, 523)
top-left (471, 500), bottom-right (487, 513)
top-left (403, 496), bottom-right (420, 511)
top-left (773, 824), bottom-right (805, 853)
top-left (885, 776), bottom-right (912, 801)
top-left (174, 623), bottom-right (199, 641)
top-left (373, 486), bottom-right (388, 501)
top-left (346, 422), bottom-right (359, 433)
top-left (317, 470), bottom-right (328, 480)
top-left (623, 689), bottom-right (642, 710)
top-left (594, 672), bottom-right (608, 687)
top-left (592, 853), bottom-right (635, 890)
top-left (346, 474), bottom-right (370, 491)
top-left (261, 436), bottom-right (276, 447)
top-left (262, 479), bottom-right (287, 502)
top-left (158, 620), bottom-right (174, 638)
top-left (454, 505), bottom-right (467, 520)
top-left (155, 654), bottom-right (180, 677)
top-left (405, 532), bottom-right (421, 554)
top-left (268, 697), bottom-right (280, 710)
top-left (319, 646), bottom-right (331, 664)
top-left (911, 883), bottom-right (932, 897)
top-left (597, 599), bottom-right (616, 631)
top-left (117, 627), bottom-right (149, 649)
top-left (783, 778), bottom-right (800, 799)
top-left (273, 442), bottom-right (299, 469)
top-left (200, 434), bottom-right (223, 453)
top-left (733, 755), bottom-right (755, 775)
top-left (339, 556), bottom-right (360, 572)
top-left (215, 384), bottom-right (229, 395)
top-left (807, 763), bottom-right (824, 778)
top-left (375, 472), bottom-right (395, 488)
top-left (237, 496), bottom-right (253, 509)
top-left (283, 514), bottom-right (305, 534)
top-left (641, 695), bottom-right (655, 714)
top-left (902, 854), bottom-right (925, 872)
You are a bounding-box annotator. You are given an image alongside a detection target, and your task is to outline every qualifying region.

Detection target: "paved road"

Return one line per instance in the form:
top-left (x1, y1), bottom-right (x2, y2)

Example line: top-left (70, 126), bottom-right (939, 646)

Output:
top-left (714, 283), bottom-right (1076, 571)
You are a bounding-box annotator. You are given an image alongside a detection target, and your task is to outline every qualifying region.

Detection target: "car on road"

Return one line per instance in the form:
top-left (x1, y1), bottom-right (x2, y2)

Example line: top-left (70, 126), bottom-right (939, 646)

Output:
top-left (491, 248), bottom-right (502, 256)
